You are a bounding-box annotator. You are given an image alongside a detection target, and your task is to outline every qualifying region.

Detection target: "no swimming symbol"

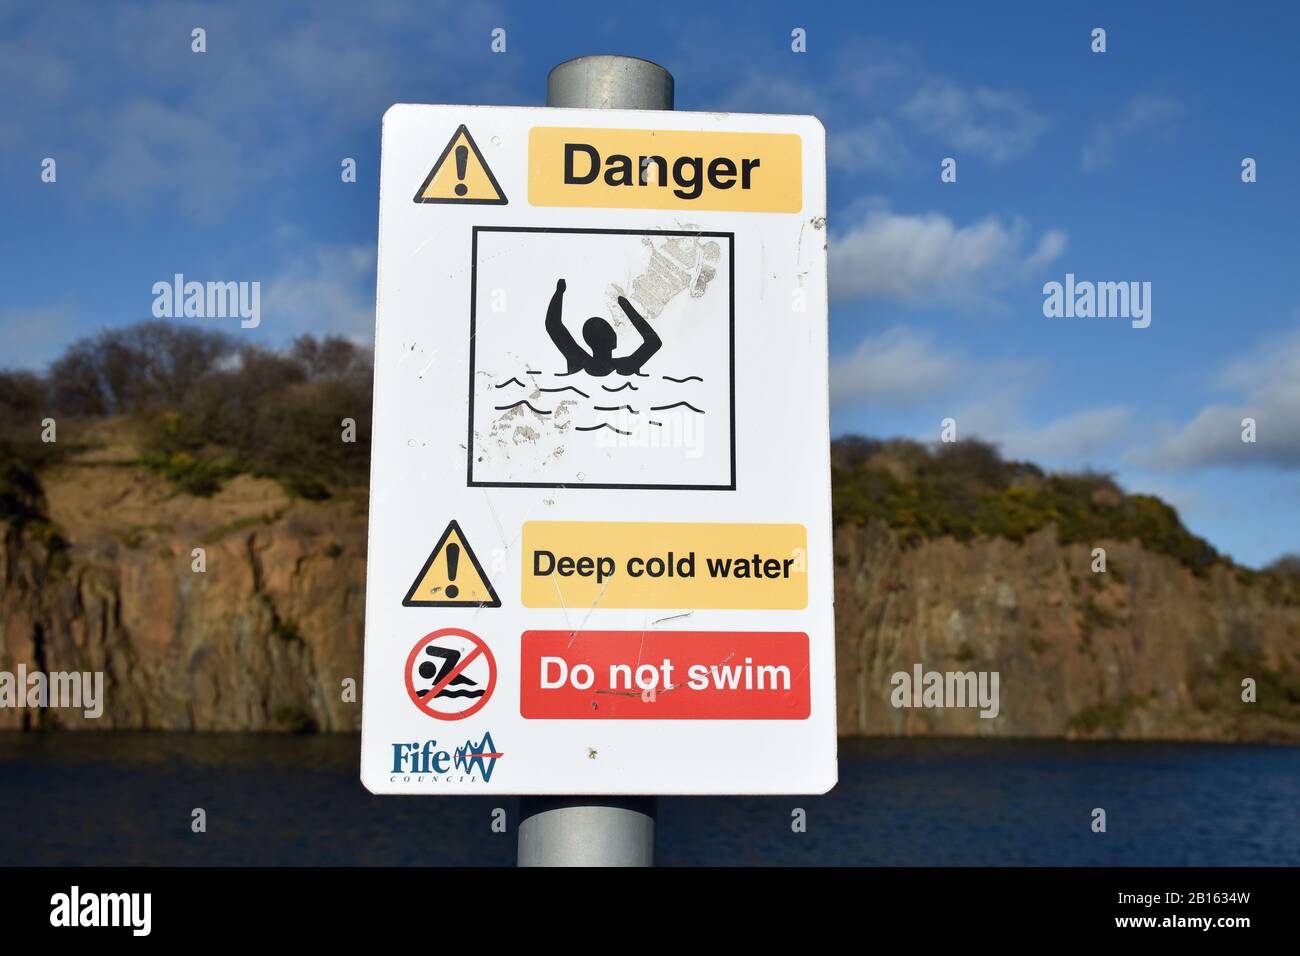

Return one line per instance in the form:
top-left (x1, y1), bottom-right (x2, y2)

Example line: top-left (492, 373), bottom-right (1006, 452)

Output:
top-left (404, 628), bottom-right (497, 721)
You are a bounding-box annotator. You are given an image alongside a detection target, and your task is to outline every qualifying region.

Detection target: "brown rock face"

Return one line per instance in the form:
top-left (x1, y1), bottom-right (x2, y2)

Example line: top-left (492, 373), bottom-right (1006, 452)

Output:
top-left (834, 522), bottom-right (1300, 742)
top-left (0, 462), bottom-right (366, 731)
top-left (2, 460), bottom-right (1297, 739)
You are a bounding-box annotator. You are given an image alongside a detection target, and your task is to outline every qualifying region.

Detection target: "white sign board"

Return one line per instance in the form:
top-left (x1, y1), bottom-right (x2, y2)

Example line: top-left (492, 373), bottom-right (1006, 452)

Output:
top-left (361, 104), bottom-right (834, 794)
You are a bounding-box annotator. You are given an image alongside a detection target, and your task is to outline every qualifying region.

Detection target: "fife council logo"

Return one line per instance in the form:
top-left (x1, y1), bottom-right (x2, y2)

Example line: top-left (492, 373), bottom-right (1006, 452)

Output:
top-left (390, 732), bottom-right (504, 785)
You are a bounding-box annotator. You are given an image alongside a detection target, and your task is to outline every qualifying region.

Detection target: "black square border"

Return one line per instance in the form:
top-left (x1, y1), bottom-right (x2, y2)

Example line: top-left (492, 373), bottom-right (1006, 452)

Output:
top-left (467, 226), bottom-right (737, 492)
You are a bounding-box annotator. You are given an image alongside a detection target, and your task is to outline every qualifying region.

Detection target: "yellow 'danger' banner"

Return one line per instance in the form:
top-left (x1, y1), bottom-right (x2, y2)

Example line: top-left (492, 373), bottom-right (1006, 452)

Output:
top-left (528, 127), bottom-right (803, 212)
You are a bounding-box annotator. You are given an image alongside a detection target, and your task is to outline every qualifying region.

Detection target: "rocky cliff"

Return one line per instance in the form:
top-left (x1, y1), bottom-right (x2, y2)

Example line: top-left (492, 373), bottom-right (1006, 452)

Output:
top-left (834, 519), bottom-right (1299, 741)
top-left (1, 454), bottom-right (366, 732)
top-left (2, 444), bottom-right (1298, 740)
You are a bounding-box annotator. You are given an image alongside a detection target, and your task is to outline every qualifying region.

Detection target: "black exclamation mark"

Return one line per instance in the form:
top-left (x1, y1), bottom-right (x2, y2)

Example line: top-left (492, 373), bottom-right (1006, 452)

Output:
top-left (454, 145), bottom-right (468, 197)
top-left (445, 542), bottom-right (461, 599)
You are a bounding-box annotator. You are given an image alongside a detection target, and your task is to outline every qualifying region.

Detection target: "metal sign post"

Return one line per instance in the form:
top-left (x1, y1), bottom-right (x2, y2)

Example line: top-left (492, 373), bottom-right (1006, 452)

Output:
top-left (516, 55), bottom-right (673, 868)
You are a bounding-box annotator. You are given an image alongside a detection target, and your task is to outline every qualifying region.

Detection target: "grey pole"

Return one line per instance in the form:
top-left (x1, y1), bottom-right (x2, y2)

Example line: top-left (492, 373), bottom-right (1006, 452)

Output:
top-left (546, 54), bottom-right (674, 111)
top-left (516, 54), bottom-right (673, 868)
top-left (517, 796), bottom-right (656, 867)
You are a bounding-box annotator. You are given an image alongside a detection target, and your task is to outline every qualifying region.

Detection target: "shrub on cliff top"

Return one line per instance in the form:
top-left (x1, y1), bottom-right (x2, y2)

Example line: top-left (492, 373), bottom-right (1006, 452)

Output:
top-left (1258, 555), bottom-right (1300, 605)
top-left (0, 370), bottom-right (67, 468)
top-left (0, 451), bottom-right (48, 527)
top-left (48, 321), bottom-right (235, 416)
top-left (1266, 554), bottom-right (1300, 578)
top-left (34, 323), bottom-right (373, 499)
top-left (831, 437), bottom-right (1224, 575)
top-left (0, 371), bottom-right (69, 529)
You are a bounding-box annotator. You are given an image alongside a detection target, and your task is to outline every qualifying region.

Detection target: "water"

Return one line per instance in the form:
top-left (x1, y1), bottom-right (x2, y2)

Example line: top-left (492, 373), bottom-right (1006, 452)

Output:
top-left (1, 734), bottom-right (1296, 866)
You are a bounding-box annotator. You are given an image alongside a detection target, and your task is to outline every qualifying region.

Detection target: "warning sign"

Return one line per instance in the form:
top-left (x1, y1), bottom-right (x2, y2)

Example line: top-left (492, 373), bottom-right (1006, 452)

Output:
top-left (413, 124), bottom-right (507, 205)
top-left (403, 520), bottom-right (501, 607)
top-left (363, 104), bottom-right (833, 796)
top-left (405, 628), bottom-right (497, 720)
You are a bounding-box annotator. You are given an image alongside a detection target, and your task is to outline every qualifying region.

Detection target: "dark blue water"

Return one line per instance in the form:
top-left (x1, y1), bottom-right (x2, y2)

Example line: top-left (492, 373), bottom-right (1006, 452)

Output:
top-left (0, 734), bottom-right (1295, 865)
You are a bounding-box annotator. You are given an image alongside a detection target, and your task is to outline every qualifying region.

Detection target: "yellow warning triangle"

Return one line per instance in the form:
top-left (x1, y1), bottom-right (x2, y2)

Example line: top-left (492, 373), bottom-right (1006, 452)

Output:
top-left (413, 124), bottom-right (507, 205)
top-left (403, 520), bottom-right (501, 607)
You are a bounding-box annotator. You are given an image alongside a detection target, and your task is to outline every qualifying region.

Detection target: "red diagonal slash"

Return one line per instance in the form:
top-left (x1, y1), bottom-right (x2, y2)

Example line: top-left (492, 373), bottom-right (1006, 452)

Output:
top-left (417, 643), bottom-right (485, 715)
top-left (405, 628), bottom-right (497, 721)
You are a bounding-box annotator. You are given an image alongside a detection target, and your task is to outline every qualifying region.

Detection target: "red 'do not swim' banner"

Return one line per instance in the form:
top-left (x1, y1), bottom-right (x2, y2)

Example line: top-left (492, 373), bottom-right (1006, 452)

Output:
top-left (519, 629), bottom-right (810, 719)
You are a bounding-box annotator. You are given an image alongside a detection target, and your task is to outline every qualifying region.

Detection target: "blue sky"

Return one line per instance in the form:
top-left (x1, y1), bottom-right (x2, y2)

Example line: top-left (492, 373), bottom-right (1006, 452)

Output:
top-left (2, 1), bottom-right (1298, 567)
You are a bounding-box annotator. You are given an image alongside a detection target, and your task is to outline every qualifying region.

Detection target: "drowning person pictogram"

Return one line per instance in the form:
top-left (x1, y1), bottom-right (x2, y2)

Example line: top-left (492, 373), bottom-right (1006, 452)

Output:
top-left (468, 227), bottom-right (735, 490)
top-left (545, 278), bottom-right (661, 377)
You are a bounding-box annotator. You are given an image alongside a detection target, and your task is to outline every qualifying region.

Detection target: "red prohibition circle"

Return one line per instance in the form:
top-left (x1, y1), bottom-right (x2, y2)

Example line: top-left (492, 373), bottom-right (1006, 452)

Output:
top-left (404, 627), bottom-right (497, 721)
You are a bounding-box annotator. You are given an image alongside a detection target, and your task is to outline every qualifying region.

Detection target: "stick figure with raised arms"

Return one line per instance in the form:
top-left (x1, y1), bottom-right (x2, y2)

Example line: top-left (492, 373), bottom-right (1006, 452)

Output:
top-left (544, 278), bottom-right (661, 377)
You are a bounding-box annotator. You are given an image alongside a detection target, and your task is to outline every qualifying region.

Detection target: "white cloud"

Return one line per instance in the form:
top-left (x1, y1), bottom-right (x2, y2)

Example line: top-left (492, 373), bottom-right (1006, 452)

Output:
top-left (712, 43), bottom-right (1045, 173)
top-left (1145, 329), bottom-right (1300, 470)
top-left (720, 72), bottom-right (825, 117)
top-left (902, 82), bottom-right (1047, 162)
top-left (77, 97), bottom-right (249, 218)
top-left (996, 406), bottom-right (1134, 467)
top-left (719, 71), bottom-right (912, 173)
top-left (830, 325), bottom-right (1044, 420)
top-left (262, 243), bottom-right (376, 340)
top-left (829, 207), bottom-right (1066, 304)
top-left (1082, 94), bottom-right (1181, 171)
top-left (830, 328), bottom-right (959, 408)
top-left (826, 119), bottom-right (910, 173)
top-left (1024, 229), bottom-right (1069, 271)
top-left (0, 1), bottom-right (519, 220)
